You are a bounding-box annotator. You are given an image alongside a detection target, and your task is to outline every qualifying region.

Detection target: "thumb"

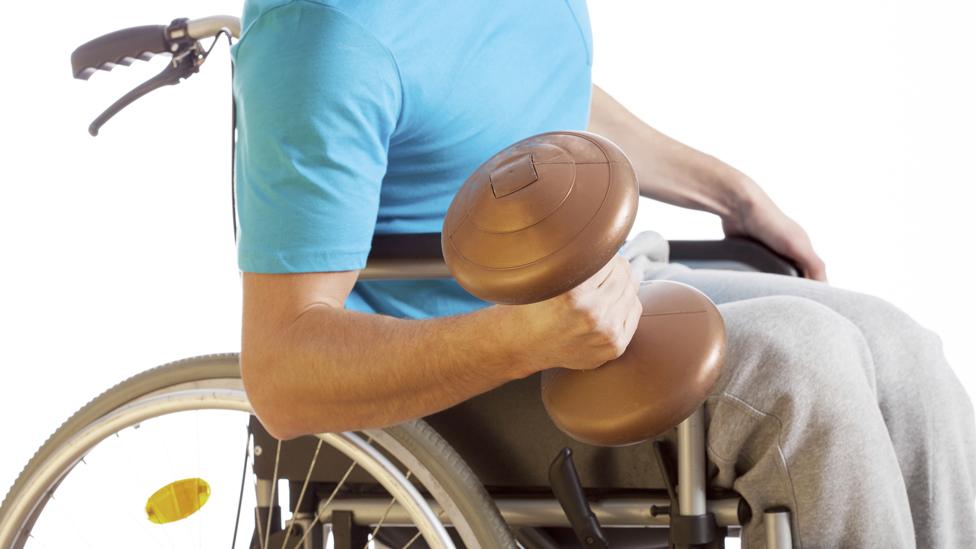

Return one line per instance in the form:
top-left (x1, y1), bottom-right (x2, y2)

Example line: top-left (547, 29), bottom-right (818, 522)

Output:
top-left (805, 260), bottom-right (828, 282)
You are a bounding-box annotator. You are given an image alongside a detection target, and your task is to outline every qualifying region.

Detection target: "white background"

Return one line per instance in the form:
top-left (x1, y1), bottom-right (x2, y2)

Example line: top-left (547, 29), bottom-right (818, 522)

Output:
top-left (0, 0), bottom-right (973, 540)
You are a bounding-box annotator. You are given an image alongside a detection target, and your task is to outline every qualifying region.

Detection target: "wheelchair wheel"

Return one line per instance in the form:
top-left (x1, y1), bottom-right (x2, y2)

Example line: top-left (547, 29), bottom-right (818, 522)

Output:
top-left (0, 354), bottom-right (514, 548)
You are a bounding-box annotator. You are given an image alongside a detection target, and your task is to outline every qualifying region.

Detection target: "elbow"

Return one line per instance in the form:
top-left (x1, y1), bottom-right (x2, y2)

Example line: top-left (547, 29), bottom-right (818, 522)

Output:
top-left (241, 350), bottom-right (307, 441)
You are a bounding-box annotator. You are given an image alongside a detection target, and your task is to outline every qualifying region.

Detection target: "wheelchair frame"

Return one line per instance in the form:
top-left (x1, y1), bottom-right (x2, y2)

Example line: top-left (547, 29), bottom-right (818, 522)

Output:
top-left (247, 234), bottom-right (798, 549)
top-left (1, 14), bottom-right (800, 549)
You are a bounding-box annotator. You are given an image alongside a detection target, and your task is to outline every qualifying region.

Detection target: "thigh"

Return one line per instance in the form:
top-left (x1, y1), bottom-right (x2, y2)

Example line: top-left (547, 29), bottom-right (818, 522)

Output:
top-left (657, 267), bottom-right (970, 418)
top-left (652, 265), bottom-right (934, 347)
top-left (649, 265), bottom-right (845, 307)
top-left (702, 295), bottom-right (916, 547)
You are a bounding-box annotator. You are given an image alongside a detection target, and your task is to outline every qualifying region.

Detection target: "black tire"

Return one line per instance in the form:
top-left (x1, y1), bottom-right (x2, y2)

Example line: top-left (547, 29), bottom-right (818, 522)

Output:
top-left (0, 354), bottom-right (515, 548)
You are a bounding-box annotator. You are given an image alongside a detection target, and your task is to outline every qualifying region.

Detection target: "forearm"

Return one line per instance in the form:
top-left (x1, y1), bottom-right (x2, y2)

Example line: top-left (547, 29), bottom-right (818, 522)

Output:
top-left (588, 84), bottom-right (757, 218)
top-left (243, 302), bottom-right (529, 438)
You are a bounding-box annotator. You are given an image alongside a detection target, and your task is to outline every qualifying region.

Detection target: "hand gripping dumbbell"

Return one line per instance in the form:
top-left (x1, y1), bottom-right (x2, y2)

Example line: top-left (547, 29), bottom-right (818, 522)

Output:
top-left (441, 131), bottom-right (726, 447)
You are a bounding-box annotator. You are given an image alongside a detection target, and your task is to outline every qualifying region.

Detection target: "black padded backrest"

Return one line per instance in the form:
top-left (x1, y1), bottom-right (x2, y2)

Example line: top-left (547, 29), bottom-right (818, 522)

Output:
top-left (369, 233), bottom-right (443, 260)
top-left (366, 233), bottom-right (799, 277)
top-left (250, 375), bottom-right (667, 492)
top-left (425, 373), bottom-right (665, 491)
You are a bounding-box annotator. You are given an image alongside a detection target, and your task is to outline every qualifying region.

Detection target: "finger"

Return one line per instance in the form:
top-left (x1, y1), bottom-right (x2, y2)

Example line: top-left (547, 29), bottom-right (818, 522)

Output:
top-left (803, 256), bottom-right (828, 282)
top-left (613, 252), bottom-right (642, 290)
top-left (776, 233), bottom-right (828, 283)
top-left (606, 266), bottom-right (641, 323)
top-left (583, 257), bottom-right (617, 290)
top-left (791, 240), bottom-right (828, 282)
top-left (598, 257), bottom-right (636, 316)
top-left (614, 290), bottom-right (644, 354)
top-left (596, 254), bottom-right (628, 289)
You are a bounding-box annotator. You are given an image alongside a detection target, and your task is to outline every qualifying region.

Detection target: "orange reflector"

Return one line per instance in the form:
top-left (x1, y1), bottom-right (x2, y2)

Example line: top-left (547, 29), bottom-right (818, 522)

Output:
top-left (145, 477), bottom-right (211, 524)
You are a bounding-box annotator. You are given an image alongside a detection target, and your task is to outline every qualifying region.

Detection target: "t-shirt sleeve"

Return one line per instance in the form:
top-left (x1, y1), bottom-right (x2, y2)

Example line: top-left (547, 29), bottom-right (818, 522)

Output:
top-left (231, 1), bottom-right (402, 273)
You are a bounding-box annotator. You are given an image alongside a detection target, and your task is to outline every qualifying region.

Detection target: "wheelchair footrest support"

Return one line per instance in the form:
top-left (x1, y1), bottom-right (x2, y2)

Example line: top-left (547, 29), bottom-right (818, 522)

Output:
top-left (330, 510), bottom-right (371, 549)
top-left (250, 501), bottom-right (282, 548)
top-left (764, 507), bottom-right (793, 549)
top-left (669, 512), bottom-right (723, 547)
top-left (652, 438), bottom-right (728, 548)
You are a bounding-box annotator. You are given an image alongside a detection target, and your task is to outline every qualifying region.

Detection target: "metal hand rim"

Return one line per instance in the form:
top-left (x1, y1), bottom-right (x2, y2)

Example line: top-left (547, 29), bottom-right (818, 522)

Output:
top-left (0, 380), bottom-right (453, 549)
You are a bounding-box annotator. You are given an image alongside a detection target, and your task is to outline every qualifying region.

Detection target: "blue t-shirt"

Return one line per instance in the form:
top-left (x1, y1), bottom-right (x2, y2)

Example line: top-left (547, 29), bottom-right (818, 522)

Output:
top-left (232, 0), bottom-right (593, 319)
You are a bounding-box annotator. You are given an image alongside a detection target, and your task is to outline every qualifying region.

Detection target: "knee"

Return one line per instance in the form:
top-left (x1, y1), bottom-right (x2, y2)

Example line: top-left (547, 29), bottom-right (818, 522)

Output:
top-left (840, 290), bottom-right (944, 352)
top-left (841, 292), bottom-right (970, 404)
top-left (723, 295), bottom-right (871, 370)
top-left (720, 295), bottom-right (878, 402)
top-left (710, 297), bottom-right (888, 470)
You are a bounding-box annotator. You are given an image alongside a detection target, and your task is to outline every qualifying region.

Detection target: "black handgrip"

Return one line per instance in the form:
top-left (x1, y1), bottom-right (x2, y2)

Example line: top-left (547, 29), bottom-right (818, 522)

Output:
top-left (71, 24), bottom-right (169, 80)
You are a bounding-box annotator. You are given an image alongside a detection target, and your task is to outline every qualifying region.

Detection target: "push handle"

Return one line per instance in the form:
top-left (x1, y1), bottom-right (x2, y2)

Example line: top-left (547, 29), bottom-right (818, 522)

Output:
top-left (71, 24), bottom-right (171, 80)
top-left (71, 16), bottom-right (240, 135)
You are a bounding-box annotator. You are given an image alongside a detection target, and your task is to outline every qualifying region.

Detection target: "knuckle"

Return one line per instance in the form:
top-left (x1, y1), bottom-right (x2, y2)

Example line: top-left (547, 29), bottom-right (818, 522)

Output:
top-left (612, 341), bottom-right (628, 359)
top-left (612, 327), bottom-right (630, 353)
top-left (563, 287), bottom-right (587, 308)
top-left (602, 322), bottom-right (625, 349)
top-left (600, 342), bottom-right (621, 360)
top-left (581, 309), bottom-right (602, 331)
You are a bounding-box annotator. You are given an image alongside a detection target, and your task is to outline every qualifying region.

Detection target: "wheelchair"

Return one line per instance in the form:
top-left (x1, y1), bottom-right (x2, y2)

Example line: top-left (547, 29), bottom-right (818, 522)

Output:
top-left (0, 16), bottom-right (797, 549)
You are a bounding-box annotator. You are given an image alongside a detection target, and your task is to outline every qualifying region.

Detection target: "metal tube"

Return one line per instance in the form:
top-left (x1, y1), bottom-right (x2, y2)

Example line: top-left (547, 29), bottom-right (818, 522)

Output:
top-left (186, 15), bottom-right (242, 40)
top-left (676, 407), bottom-right (708, 516)
top-left (764, 509), bottom-right (793, 549)
top-left (359, 259), bottom-right (451, 280)
top-left (318, 497), bottom-right (743, 528)
top-left (255, 479), bottom-right (274, 507)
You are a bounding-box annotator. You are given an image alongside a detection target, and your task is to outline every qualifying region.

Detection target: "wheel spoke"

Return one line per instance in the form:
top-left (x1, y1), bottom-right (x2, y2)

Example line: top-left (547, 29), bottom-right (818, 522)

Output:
top-left (293, 442), bottom-right (363, 549)
top-left (279, 438), bottom-right (324, 549)
top-left (400, 530), bottom-right (423, 549)
top-left (261, 439), bottom-right (282, 549)
top-left (363, 471), bottom-right (412, 549)
top-left (230, 430), bottom-right (252, 549)
top-left (1, 365), bottom-right (493, 549)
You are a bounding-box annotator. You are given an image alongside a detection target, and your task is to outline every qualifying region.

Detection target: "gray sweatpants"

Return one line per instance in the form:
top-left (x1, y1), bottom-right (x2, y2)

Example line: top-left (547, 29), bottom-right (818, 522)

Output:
top-left (624, 233), bottom-right (976, 548)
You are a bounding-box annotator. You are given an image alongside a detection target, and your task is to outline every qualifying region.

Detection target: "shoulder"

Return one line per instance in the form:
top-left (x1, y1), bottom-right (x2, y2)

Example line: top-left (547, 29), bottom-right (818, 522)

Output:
top-left (233, 0), bottom-right (402, 112)
top-left (236, 0), bottom-right (396, 64)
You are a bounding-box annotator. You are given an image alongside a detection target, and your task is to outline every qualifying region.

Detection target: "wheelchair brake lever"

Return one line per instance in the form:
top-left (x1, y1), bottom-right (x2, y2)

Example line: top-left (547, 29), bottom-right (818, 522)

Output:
top-left (548, 448), bottom-right (609, 549)
top-left (651, 439), bottom-right (679, 511)
top-left (87, 42), bottom-right (203, 136)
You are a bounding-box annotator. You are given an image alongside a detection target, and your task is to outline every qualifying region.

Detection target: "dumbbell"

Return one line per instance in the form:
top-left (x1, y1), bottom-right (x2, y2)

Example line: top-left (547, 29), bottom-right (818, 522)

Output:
top-left (441, 131), bottom-right (725, 446)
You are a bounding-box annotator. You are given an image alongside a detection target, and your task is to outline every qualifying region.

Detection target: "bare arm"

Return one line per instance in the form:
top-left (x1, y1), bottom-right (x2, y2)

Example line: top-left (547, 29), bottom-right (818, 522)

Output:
top-left (589, 84), bottom-right (827, 280)
top-left (589, 84), bottom-right (751, 218)
top-left (242, 255), bottom-right (640, 440)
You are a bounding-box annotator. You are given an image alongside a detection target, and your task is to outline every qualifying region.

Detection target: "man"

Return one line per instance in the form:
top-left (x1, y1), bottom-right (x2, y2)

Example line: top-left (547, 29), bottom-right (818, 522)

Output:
top-left (232, 0), bottom-right (975, 546)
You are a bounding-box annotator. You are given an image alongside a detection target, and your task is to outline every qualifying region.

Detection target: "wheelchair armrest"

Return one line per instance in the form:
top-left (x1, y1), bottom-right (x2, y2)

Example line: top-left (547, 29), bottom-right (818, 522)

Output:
top-left (669, 237), bottom-right (799, 277)
top-left (361, 234), bottom-right (800, 280)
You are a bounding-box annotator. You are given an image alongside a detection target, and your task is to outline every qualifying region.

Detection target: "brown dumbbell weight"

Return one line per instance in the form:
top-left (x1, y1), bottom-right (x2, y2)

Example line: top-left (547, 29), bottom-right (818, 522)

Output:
top-left (442, 131), bottom-right (725, 446)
